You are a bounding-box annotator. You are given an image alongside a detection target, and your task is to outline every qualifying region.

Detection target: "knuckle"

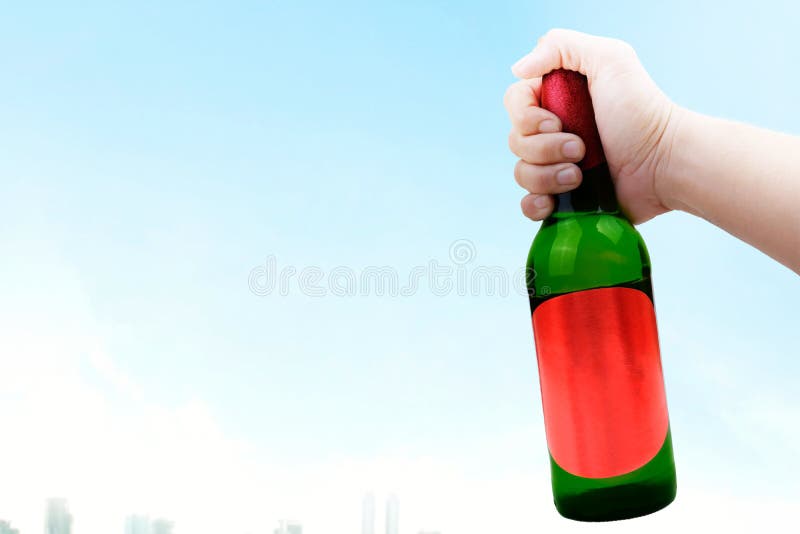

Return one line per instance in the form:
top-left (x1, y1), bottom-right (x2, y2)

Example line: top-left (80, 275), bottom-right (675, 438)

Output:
top-left (508, 131), bottom-right (527, 157)
top-left (615, 38), bottom-right (634, 52)
top-left (507, 131), bottom-right (518, 152)
top-left (542, 28), bottom-right (573, 45)
top-left (609, 37), bottom-right (636, 58)
top-left (512, 109), bottom-right (528, 127)
top-left (503, 85), bottom-right (514, 108)
top-left (521, 195), bottom-right (547, 220)
top-left (561, 46), bottom-right (578, 71)
top-left (516, 161), bottom-right (553, 193)
top-left (542, 28), bottom-right (562, 41)
top-left (513, 160), bottom-right (523, 180)
top-left (520, 196), bottom-right (533, 216)
top-left (514, 160), bottom-right (536, 189)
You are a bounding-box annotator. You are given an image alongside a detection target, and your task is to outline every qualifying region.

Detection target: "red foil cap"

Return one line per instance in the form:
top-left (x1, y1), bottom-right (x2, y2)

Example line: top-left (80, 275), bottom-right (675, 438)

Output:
top-left (541, 69), bottom-right (605, 170)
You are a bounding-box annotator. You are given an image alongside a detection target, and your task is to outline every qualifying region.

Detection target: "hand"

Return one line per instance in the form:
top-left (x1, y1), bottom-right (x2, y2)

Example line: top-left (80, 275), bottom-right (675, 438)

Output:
top-left (505, 29), bottom-right (680, 224)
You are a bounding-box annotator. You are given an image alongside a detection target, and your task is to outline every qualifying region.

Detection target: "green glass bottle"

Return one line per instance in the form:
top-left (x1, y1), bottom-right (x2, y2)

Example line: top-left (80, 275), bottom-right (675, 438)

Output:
top-left (526, 69), bottom-right (677, 521)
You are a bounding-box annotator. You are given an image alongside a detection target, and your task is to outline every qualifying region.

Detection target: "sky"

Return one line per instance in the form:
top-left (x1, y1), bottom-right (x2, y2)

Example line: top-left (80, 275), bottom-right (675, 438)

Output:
top-left (0, 1), bottom-right (799, 533)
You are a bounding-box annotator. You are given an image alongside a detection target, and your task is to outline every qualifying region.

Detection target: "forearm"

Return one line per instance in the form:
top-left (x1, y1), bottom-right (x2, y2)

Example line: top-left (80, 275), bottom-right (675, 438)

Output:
top-left (660, 108), bottom-right (800, 273)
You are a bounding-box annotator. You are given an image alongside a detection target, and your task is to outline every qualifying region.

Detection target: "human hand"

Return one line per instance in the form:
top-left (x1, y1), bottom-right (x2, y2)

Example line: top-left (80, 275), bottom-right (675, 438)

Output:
top-left (505, 29), bottom-right (680, 223)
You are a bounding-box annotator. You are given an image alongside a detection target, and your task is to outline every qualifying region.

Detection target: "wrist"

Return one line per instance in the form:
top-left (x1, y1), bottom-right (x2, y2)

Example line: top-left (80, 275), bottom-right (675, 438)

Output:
top-left (653, 102), bottom-right (694, 214)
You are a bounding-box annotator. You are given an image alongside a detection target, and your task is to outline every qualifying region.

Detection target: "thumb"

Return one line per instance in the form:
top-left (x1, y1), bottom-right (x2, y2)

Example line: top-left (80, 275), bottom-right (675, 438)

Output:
top-left (511, 29), bottom-right (633, 80)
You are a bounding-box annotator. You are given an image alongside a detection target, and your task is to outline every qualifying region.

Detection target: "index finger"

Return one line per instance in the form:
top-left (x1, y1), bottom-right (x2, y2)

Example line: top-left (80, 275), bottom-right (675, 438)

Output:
top-left (503, 78), bottom-right (562, 135)
top-left (503, 78), bottom-right (541, 118)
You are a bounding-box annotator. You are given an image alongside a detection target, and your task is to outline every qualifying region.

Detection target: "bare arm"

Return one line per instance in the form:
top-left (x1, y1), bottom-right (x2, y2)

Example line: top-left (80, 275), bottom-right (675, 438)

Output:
top-left (661, 110), bottom-right (800, 271)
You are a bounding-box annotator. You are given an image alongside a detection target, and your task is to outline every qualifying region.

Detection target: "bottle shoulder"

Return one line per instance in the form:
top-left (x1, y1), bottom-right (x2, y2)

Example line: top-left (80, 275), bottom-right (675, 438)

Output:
top-left (527, 213), bottom-right (651, 294)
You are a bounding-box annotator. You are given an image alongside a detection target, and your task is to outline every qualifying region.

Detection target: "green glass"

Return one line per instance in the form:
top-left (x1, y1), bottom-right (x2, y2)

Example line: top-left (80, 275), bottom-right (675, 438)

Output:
top-left (526, 167), bottom-right (677, 521)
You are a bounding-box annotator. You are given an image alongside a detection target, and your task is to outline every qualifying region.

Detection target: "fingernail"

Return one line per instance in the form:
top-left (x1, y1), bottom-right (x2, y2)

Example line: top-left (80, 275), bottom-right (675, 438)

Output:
top-left (533, 195), bottom-right (549, 209)
top-left (556, 167), bottom-right (578, 185)
top-left (539, 119), bottom-right (558, 133)
top-left (562, 140), bottom-right (582, 159)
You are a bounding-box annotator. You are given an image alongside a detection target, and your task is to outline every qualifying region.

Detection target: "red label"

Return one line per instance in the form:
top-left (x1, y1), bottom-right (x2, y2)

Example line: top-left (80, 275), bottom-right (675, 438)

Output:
top-left (532, 287), bottom-right (669, 479)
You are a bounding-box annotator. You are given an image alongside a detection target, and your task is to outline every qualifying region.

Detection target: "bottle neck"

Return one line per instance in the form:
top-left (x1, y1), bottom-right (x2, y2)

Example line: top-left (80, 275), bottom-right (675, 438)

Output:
top-left (551, 163), bottom-right (620, 217)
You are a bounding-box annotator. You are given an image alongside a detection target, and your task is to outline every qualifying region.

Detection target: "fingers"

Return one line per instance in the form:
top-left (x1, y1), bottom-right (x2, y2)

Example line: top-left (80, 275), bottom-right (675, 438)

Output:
top-left (515, 160), bottom-right (582, 221)
top-left (511, 28), bottom-right (635, 80)
top-left (505, 44), bottom-right (594, 222)
top-left (521, 193), bottom-right (553, 221)
top-left (514, 160), bottom-right (582, 194)
top-left (503, 78), bottom-right (540, 111)
top-left (509, 106), bottom-right (563, 136)
top-left (503, 79), bottom-right (562, 135)
top-left (508, 131), bottom-right (585, 165)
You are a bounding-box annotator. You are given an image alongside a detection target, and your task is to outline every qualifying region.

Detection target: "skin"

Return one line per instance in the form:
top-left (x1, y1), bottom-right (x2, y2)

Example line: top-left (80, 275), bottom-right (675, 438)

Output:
top-left (505, 29), bottom-right (800, 274)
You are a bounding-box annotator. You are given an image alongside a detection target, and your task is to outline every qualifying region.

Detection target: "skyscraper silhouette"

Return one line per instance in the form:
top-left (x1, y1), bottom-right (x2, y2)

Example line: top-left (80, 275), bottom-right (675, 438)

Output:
top-left (0, 520), bottom-right (19, 534)
top-left (385, 494), bottom-right (398, 534)
top-left (45, 499), bottom-right (72, 534)
top-left (362, 492), bottom-right (375, 534)
top-left (274, 521), bottom-right (302, 534)
top-left (150, 519), bottom-right (174, 534)
top-left (124, 515), bottom-right (151, 534)
top-left (124, 515), bottom-right (172, 534)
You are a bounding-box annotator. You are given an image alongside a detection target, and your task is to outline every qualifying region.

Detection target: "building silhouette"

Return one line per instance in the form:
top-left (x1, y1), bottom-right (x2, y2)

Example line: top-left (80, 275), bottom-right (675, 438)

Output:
top-left (125, 515), bottom-right (173, 534)
top-left (0, 520), bottom-right (20, 534)
top-left (362, 492), bottom-right (375, 534)
top-left (45, 498), bottom-right (72, 534)
top-left (150, 519), bottom-right (173, 534)
top-left (274, 521), bottom-right (302, 534)
top-left (125, 515), bottom-right (151, 534)
top-left (385, 495), bottom-right (398, 534)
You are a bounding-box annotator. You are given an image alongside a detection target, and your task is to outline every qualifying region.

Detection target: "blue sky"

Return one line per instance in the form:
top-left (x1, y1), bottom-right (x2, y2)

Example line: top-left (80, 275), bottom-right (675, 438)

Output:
top-left (1, 1), bottom-right (799, 533)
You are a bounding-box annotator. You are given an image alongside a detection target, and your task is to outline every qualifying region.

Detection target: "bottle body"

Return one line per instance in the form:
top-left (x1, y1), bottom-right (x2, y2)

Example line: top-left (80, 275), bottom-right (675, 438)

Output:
top-left (527, 199), bottom-right (677, 521)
